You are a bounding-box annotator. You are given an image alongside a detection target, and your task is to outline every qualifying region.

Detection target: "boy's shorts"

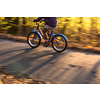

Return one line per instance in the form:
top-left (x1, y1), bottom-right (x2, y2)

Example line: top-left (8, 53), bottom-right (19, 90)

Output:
top-left (45, 25), bottom-right (56, 30)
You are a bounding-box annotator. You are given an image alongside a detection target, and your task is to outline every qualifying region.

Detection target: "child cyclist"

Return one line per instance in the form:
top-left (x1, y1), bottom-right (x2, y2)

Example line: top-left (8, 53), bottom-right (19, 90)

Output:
top-left (33, 17), bottom-right (57, 47)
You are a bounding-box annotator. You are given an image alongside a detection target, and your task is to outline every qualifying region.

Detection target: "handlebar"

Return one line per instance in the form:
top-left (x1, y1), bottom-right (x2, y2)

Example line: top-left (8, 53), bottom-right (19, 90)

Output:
top-left (33, 19), bottom-right (45, 30)
top-left (35, 20), bottom-right (44, 29)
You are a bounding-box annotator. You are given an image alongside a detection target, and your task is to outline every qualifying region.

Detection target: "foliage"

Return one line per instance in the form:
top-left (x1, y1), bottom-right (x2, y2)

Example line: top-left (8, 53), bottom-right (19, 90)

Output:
top-left (0, 17), bottom-right (100, 47)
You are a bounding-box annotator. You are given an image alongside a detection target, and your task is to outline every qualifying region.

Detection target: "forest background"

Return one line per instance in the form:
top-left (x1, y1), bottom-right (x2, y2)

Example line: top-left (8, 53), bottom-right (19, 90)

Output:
top-left (0, 17), bottom-right (100, 47)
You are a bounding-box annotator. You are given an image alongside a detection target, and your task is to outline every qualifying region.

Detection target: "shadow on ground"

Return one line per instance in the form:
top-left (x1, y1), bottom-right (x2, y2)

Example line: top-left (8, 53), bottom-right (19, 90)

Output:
top-left (0, 39), bottom-right (100, 84)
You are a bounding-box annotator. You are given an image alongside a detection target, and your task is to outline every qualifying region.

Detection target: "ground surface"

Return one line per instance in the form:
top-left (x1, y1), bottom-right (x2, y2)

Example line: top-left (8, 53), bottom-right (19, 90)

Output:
top-left (0, 39), bottom-right (100, 84)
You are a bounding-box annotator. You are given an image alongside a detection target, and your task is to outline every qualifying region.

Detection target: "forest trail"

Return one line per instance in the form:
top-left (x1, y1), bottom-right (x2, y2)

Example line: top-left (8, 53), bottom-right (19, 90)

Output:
top-left (0, 39), bottom-right (100, 84)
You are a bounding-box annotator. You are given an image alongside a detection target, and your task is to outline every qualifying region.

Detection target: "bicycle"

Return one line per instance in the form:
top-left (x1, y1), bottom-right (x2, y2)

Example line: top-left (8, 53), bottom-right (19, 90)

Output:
top-left (27, 22), bottom-right (68, 52)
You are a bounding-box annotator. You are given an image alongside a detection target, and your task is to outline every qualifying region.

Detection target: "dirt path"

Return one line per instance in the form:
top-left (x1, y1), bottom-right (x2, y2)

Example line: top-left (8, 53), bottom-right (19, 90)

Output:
top-left (0, 39), bottom-right (100, 84)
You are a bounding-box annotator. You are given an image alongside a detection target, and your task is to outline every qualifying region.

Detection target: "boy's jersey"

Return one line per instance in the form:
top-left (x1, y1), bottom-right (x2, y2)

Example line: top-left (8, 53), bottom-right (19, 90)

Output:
top-left (33, 17), bottom-right (57, 27)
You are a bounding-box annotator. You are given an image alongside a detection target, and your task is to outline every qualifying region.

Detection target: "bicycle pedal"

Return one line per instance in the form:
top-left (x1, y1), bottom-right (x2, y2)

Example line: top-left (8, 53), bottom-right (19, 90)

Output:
top-left (43, 42), bottom-right (50, 47)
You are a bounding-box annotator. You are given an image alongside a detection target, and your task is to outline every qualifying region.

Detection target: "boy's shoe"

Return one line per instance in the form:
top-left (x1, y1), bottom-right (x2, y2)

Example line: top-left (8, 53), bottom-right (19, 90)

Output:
top-left (47, 31), bottom-right (51, 37)
top-left (43, 40), bottom-right (50, 47)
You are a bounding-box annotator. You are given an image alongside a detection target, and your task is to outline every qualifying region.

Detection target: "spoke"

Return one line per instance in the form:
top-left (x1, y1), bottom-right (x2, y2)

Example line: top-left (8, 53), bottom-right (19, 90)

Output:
top-left (53, 36), bottom-right (66, 51)
top-left (28, 33), bottom-right (39, 47)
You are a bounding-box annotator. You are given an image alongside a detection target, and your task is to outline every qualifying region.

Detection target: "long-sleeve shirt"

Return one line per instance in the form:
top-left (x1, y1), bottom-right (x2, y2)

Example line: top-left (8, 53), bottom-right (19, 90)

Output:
top-left (33, 17), bottom-right (57, 27)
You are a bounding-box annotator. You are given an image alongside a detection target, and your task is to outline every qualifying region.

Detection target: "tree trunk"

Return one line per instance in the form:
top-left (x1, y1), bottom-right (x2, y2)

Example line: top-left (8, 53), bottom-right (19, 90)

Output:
top-left (17, 17), bottom-right (23, 36)
top-left (22, 17), bottom-right (27, 36)
top-left (5, 17), bottom-right (19, 35)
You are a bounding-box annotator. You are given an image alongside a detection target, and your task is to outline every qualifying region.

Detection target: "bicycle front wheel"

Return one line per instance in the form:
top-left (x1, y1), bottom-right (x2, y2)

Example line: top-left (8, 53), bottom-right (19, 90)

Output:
top-left (27, 32), bottom-right (41, 48)
top-left (52, 35), bottom-right (67, 52)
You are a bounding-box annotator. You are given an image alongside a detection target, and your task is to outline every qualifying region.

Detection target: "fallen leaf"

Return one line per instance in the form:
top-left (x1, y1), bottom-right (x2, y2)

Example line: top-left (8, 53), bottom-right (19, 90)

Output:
top-left (46, 82), bottom-right (50, 84)
top-left (2, 79), bottom-right (10, 84)
top-left (6, 75), bottom-right (14, 79)
top-left (55, 82), bottom-right (60, 84)
top-left (37, 82), bottom-right (42, 84)
top-left (17, 82), bottom-right (23, 84)
top-left (27, 79), bottom-right (33, 83)
top-left (0, 79), bottom-right (3, 84)
top-left (24, 80), bottom-right (30, 83)
top-left (87, 46), bottom-right (92, 48)
top-left (0, 75), bottom-right (5, 80)
top-left (18, 79), bottom-right (23, 82)
top-left (12, 83), bottom-right (17, 84)
top-left (22, 83), bottom-right (28, 84)
top-left (1, 74), bottom-right (6, 77)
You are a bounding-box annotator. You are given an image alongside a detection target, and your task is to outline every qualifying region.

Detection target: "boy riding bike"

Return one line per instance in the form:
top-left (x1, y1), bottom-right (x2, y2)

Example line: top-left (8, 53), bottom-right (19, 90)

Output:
top-left (33, 17), bottom-right (57, 47)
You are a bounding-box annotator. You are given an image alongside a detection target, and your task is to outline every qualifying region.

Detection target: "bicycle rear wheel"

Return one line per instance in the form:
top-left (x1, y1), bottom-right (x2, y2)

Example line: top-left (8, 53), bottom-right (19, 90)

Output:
top-left (52, 35), bottom-right (67, 52)
top-left (27, 32), bottom-right (41, 48)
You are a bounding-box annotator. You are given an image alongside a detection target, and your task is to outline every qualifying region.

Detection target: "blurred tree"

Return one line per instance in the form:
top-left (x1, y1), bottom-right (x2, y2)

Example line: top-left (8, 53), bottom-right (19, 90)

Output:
top-left (0, 17), bottom-right (100, 47)
top-left (17, 17), bottom-right (23, 36)
top-left (5, 17), bottom-right (19, 35)
top-left (22, 17), bottom-right (26, 36)
top-left (77, 17), bottom-right (83, 41)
